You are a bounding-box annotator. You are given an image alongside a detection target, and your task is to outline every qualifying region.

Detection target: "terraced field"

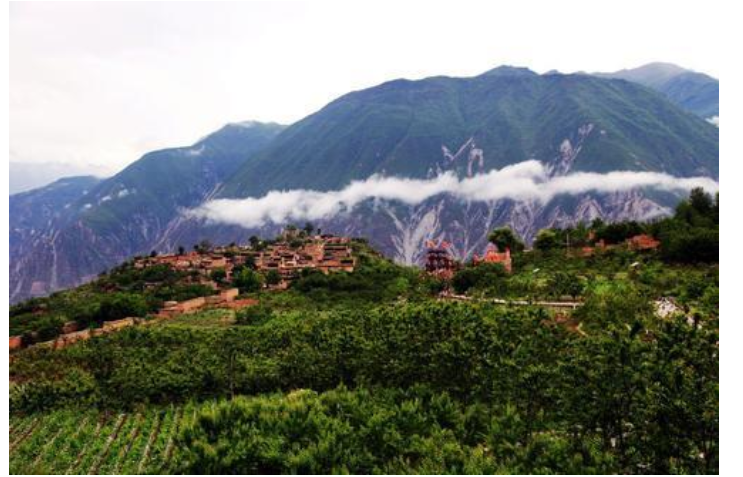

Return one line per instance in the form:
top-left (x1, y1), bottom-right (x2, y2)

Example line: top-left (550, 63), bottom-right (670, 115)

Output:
top-left (9, 404), bottom-right (197, 475)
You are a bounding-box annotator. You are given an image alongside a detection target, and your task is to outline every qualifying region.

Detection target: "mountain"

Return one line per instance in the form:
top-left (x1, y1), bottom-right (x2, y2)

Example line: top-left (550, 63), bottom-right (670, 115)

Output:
top-left (10, 162), bottom-right (111, 195)
top-left (221, 69), bottom-right (716, 198)
top-left (181, 69), bottom-right (717, 266)
top-left (10, 122), bottom-right (285, 303)
top-left (595, 62), bottom-right (719, 119)
top-left (10, 176), bottom-right (101, 299)
top-left (10, 67), bottom-right (719, 303)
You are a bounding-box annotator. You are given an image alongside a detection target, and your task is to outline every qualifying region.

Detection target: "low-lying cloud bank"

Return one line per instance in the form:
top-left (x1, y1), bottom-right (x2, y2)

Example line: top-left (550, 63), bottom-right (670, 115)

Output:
top-left (188, 160), bottom-right (718, 228)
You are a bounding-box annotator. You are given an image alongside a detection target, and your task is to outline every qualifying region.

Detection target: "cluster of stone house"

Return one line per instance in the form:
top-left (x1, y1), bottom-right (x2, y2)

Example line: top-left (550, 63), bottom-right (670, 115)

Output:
top-left (11, 317), bottom-right (138, 352)
top-left (134, 234), bottom-right (357, 289)
top-left (255, 236), bottom-right (356, 287)
top-left (135, 251), bottom-right (234, 281)
top-left (154, 288), bottom-right (250, 318)
top-left (626, 234), bottom-right (661, 251)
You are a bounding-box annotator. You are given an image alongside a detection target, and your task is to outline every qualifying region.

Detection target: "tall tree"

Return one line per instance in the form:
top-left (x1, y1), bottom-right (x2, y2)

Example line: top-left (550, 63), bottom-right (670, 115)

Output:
top-left (488, 227), bottom-right (525, 252)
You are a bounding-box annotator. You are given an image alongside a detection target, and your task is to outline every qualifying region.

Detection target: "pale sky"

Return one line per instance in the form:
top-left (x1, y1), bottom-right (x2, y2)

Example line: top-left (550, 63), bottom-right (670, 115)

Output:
top-left (9, 0), bottom-right (721, 190)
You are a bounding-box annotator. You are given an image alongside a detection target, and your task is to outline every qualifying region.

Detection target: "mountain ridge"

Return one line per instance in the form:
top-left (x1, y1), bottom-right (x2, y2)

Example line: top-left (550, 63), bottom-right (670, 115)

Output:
top-left (593, 62), bottom-right (718, 118)
top-left (9, 64), bottom-right (718, 303)
top-left (220, 71), bottom-right (716, 197)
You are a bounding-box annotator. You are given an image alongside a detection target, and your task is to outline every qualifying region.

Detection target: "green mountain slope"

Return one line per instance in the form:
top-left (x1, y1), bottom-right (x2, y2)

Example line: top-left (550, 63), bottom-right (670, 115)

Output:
top-left (221, 71), bottom-right (717, 197)
top-left (10, 122), bottom-right (284, 303)
top-left (77, 122), bottom-right (285, 234)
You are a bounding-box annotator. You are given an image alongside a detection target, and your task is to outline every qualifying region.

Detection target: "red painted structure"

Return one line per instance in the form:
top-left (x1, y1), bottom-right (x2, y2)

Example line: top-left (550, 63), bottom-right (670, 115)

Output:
top-left (473, 244), bottom-right (512, 273)
top-left (424, 240), bottom-right (458, 279)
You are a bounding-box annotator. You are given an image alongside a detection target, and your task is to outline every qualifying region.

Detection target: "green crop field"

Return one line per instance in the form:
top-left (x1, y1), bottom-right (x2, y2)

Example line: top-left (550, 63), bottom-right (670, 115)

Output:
top-left (9, 405), bottom-right (197, 475)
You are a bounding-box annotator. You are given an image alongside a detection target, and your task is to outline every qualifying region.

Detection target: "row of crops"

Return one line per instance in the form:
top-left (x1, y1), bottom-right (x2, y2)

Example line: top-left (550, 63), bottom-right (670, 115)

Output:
top-left (9, 404), bottom-right (197, 475)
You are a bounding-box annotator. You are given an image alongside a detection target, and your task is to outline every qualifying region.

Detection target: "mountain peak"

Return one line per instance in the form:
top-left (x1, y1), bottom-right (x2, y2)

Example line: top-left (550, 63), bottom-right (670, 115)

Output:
top-left (229, 120), bottom-right (277, 129)
top-left (594, 62), bottom-right (718, 117)
top-left (479, 65), bottom-right (538, 78)
top-left (596, 62), bottom-right (693, 87)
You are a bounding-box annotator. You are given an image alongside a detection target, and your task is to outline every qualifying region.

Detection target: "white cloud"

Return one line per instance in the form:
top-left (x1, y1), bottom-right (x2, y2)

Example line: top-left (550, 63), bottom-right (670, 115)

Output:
top-left (188, 161), bottom-right (718, 228)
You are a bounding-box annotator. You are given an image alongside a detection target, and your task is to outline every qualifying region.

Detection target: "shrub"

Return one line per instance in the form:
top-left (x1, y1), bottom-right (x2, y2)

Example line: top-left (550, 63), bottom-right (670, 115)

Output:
top-left (452, 263), bottom-right (507, 294)
top-left (233, 268), bottom-right (263, 293)
top-left (96, 292), bottom-right (148, 322)
top-left (533, 229), bottom-right (561, 251)
top-left (234, 304), bottom-right (274, 326)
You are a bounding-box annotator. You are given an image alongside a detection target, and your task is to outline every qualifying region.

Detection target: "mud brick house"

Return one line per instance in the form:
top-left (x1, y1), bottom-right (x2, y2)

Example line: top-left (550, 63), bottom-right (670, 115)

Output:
top-left (577, 239), bottom-right (607, 257)
top-left (473, 244), bottom-right (513, 273)
top-left (101, 317), bottom-right (136, 332)
top-left (133, 234), bottom-right (357, 289)
top-left (626, 234), bottom-right (661, 251)
top-left (255, 235), bottom-right (357, 284)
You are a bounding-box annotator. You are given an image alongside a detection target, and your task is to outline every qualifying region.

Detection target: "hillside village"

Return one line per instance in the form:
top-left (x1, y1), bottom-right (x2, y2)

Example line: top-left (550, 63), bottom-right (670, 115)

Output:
top-left (9, 230), bottom-right (359, 352)
top-left (9, 222), bottom-right (671, 356)
top-left (134, 230), bottom-right (357, 289)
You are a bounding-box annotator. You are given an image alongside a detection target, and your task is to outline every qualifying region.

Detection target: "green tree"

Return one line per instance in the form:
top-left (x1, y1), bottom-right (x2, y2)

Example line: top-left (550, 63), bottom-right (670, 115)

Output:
top-left (233, 268), bottom-right (263, 293)
top-left (96, 292), bottom-right (148, 322)
top-left (194, 239), bottom-right (213, 254)
top-left (210, 267), bottom-right (227, 285)
top-left (547, 271), bottom-right (584, 299)
top-left (265, 269), bottom-right (282, 286)
top-left (488, 227), bottom-right (525, 252)
top-left (235, 304), bottom-right (275, 326)
top-left (452, 263), bottom-right (507, 294)
top-left (533, 229), bottom-right (561, 251)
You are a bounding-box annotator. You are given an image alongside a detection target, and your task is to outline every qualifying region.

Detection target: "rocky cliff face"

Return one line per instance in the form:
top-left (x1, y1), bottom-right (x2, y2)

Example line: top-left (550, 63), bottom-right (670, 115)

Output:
top-left (150, 130), bottom-right (674, 267)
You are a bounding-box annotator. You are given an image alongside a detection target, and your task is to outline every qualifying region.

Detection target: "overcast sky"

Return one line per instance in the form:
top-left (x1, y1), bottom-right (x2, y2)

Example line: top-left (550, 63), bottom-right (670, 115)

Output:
top-left (9, 0), bottom-right (721, 191)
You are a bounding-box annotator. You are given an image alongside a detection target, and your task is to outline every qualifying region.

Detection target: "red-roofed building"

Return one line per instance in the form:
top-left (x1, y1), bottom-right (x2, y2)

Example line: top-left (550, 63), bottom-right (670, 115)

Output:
top-left (627, 234), bottom-right (661, 251)
top-left (473, 244), bottom-right (512, 273)
top-left (424, 240), bottom-right (458, 279)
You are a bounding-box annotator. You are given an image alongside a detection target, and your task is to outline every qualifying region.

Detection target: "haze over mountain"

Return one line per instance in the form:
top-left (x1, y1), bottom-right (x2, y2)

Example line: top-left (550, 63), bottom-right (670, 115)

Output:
top-left (594, 62), bottom-right (719, 120)
top-left (10, 65), bottom-right (718, 303)
top-left (9, 162), bottom-right (111, 195)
